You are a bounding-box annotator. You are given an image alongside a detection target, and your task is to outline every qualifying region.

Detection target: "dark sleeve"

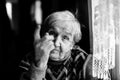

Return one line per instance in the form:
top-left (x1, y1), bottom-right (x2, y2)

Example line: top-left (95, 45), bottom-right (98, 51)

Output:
top-left (19, 52), bottom-right (47, 80)
top-left (83, 54), bottom-right (101, 80)
top-left (19, 53), bottom-right (32, 80)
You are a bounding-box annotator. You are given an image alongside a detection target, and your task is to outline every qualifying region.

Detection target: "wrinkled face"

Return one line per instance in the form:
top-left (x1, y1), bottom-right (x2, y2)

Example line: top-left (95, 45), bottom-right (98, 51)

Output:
top-left (48, 21), bottom-right (74, 61)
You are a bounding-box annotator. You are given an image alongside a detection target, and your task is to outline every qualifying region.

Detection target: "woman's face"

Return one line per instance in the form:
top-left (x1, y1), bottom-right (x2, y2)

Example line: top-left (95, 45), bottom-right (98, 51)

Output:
top-left (48, 22), bottom-right (74, 61)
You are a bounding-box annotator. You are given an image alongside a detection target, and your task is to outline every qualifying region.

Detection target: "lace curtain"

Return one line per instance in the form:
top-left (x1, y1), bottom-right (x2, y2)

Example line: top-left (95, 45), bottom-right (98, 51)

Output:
top-left (91, 0), bottom-right (120, 80)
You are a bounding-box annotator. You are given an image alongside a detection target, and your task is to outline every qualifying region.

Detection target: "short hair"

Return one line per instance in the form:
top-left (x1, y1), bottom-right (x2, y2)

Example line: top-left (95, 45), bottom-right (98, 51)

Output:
top-left (40, 10), bottom-right (82, 43)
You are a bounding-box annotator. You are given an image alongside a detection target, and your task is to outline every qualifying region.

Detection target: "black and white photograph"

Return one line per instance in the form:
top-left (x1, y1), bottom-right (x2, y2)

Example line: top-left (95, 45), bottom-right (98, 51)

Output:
top-left (1, 0), bottom-right (120, 80)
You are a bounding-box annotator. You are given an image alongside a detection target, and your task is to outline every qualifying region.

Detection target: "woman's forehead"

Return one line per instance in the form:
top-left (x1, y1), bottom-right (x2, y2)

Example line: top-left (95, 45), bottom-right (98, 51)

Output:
top-left (50, 21), bottom-right (74, 34)
top-left (49, 27), bottom-right (72, 36)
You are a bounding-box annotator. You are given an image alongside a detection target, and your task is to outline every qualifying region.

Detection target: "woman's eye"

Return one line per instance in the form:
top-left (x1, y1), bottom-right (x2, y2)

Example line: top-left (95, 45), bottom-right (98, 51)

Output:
top-left (63, 35), bottom-right (69, 40)
top-left (48, 31), bottom-right (55, 35)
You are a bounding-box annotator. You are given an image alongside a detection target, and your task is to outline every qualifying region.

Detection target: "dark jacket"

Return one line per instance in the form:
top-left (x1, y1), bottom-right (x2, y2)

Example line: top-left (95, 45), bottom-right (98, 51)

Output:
top-left (19, 45), bottom-right (98, 80)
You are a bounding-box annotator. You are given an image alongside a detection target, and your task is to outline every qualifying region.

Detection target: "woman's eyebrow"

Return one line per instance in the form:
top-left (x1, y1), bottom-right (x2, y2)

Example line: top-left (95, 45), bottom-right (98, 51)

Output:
top-left (62, 27), bottom-right (73, 36)
top-left (64, 32), bottom-right (72, 36)
top-left (48, 28), bottom-right (55, 32)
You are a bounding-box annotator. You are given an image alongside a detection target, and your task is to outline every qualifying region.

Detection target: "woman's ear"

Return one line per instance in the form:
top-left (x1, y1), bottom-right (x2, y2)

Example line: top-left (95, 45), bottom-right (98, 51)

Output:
top-left (70, 42), bottom-right (74, 50)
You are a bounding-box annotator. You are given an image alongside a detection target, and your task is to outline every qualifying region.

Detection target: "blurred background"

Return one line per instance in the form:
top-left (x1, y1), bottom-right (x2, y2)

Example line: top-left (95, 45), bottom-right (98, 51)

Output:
top-left (1, 0), bottom-right (90, 80)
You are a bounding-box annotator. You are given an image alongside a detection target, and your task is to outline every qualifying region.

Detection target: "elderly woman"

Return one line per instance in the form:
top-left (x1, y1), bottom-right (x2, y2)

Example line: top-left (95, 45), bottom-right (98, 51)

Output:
top-left (20, 10), bottom-right (94, 80)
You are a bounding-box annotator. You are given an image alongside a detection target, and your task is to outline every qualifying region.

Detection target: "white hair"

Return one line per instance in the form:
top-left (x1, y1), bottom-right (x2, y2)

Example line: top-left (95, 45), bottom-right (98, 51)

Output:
top-left (34, 10), bottom-right (82, 43)
top-left (44, 10), bottom-right (82, 43)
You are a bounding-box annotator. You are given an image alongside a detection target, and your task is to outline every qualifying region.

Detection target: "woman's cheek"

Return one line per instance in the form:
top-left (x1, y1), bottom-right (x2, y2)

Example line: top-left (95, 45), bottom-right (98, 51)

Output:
top-left (63, 44), bottom-right (71, 53)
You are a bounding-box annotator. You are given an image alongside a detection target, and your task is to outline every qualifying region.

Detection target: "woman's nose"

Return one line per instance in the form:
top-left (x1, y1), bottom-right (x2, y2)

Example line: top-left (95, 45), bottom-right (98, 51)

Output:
top-left (54, 36), bottom-right (61, 47)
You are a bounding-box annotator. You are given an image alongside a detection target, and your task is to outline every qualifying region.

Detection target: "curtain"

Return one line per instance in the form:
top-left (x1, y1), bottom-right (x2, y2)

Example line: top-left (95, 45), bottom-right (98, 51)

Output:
top-left (91, 0), bottom-right (120, 80)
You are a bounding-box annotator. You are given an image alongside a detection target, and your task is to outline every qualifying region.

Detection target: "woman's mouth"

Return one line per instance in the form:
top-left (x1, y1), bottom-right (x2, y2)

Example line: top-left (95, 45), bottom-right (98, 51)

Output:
top-left (50, 49), bottom-right (60, 54)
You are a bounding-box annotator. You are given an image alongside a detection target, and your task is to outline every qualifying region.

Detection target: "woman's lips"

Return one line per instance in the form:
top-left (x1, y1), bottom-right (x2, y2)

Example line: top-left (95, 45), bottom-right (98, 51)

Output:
top-left (50, 49), bottom-right (60, 54)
